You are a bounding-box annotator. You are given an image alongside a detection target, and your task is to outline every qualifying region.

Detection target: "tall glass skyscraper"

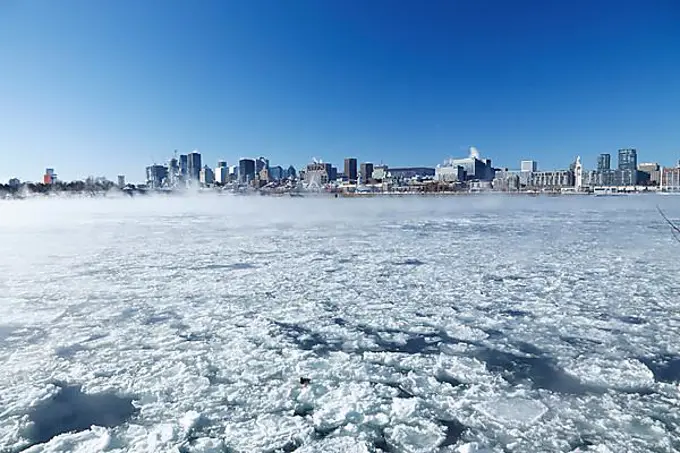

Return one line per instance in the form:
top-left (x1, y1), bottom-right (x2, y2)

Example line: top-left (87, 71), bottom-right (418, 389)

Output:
top-left (597, 153), bottom-right (611, 171)
top-left (187, 152), bottom-right (202, 181)
top-left (618, 148), bottom-right (637, 171)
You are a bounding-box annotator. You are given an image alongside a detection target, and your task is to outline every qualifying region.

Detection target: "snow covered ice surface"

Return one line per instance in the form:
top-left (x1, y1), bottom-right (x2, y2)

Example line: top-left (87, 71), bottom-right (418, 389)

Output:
top-left (1, 194), bottom-right (680, 453)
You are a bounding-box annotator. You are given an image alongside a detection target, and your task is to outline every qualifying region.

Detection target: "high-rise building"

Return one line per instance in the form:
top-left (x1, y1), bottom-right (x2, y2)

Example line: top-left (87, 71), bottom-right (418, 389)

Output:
top-left (146, 165), bottom-right (168, 188)
top-left (256, 157), bottom-right (269, 174)
top-left (618, 148), bottom-right (637, 171)
top-left (286, 165), bottom-right (297, 179)
top-left (187, 151), bottom-right (202, 181)
top-left (200, 166), bottom-right (215, 185)
top-left (179, 154), bottom-right (188, 178)
top-left (360, 162), bottom-right (374, 183)
top-left (117, 175), bottom-right (126, 187)
top-left (597, 154), bottom-right (611, 171)
top-left (520, 160), bottom-right (538, 172)
top-left (229, 165), bottom-right (238, 181)
top-left (239, 158), bottom-right (256, 184)
top-left (344, 158), bottom-right (358, 182)
top-left (269, 166), bottom-right (284, 181)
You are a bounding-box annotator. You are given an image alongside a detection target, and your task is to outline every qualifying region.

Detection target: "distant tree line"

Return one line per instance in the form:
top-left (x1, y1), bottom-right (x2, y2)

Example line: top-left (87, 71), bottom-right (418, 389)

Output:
top-left (0, 177), bottom-right (133, 198)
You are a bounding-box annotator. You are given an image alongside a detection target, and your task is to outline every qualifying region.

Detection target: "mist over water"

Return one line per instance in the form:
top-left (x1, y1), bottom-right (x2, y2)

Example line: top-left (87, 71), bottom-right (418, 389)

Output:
top-left (1, 195), bottom-right (680, 452)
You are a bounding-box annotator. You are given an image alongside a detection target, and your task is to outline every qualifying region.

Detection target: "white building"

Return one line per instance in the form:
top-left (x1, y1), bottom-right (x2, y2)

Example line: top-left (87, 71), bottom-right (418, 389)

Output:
top-left (521, 160), bottom-right (538, 172)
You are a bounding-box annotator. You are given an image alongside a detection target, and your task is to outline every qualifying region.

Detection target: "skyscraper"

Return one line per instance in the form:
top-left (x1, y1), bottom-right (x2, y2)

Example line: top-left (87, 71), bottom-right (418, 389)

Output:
top-left (344, 158), bottom-right (358, 182)
top-left (618, 148), bottom-right (637, 171)
top-left (215, 161), bottom-right (229, 184)
top-left (187, 151), bottom-right (202, 181)
top-left (179, 154), bottom-right (188, 178)
top-left (286, 165), bottom-right (297, 179)
top-left (597, 153), bottom-right (611, 171)
top-left (360, 162), bottom-right (374, 183)
top-left (256, 157), bottom-right (269, 174)
top-left (239, 158), bottom-right (256, 184)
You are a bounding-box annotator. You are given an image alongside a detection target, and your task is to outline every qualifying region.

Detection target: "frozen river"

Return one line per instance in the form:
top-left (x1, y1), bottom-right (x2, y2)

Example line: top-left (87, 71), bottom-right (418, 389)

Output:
top-left (1, 194), bottom-right (680, 452)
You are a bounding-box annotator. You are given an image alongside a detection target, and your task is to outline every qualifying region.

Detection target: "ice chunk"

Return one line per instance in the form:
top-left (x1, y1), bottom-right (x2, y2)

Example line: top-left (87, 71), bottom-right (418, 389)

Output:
top-left (385, 420), bottom-right (446, 453)
top-left (563, 358), bottom-right (654, 390)
top-left (475, 397), bottom-right (548, 427)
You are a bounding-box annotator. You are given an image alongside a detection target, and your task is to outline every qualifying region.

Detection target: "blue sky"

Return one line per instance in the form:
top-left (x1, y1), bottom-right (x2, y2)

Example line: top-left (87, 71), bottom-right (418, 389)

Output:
top-left (1, 0), bottom-right (679, 182)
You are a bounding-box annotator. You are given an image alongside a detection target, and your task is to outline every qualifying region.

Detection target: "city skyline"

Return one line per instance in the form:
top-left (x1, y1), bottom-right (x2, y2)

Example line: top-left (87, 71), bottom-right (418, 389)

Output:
top-left (1, 1), bottom-right (679, 181)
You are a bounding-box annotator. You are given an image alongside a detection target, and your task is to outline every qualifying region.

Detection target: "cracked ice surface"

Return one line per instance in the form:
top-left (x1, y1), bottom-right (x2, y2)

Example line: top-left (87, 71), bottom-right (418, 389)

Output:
top-left (1, 194), bottom-right (680, 452)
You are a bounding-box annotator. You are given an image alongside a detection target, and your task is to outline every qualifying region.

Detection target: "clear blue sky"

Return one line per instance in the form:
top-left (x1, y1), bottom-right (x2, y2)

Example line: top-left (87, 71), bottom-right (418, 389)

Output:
top-left (1, 0), bottom-right (679, 182)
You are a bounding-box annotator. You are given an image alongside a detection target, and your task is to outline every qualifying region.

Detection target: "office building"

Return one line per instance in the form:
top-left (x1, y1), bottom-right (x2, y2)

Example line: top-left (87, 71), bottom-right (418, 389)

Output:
top-left (286, 165), bottom-right (297, 179)
top-left (229, 165), bottom-right (238, 181)
top-left (146, 165), bottom-right (168, 188)
top-left (344, 158), bottom-right (358, 182)
top-left (239, 158), bottom-right (256, 184)
top-left (597, 154), bottom-right (611, 171)
top-left (618, 148), bottom-right (637, 171)
top-left (187, 151), bottom-right (202, 181)
top-left (256, 157), bottom-right (269, 174)
top-left (527, 170), bottom-right (574, 189)
top-left (661, 167), bottom-right (680, 191)
top-left (329, 166), bottom-right (338, 182)
top-left (215, 161), bottom-right (229, 184)
top-left (521, 160), bottom-right (538, 173)
top-left (360, 162), bottom-right (374, 183)
top-left (269, 165), bottom-right (284, 181)
top-left (117, 175), bottom-right (126, 188)
top-left (435, 164), bottom-right (465, 182)
top-left (179, 154), bottom-right (188, 178)
top-left (200, 166), bottom-right (215, 185)
top-left (638, 162), bottom-right (660, 186)
top-left (372, 165), bottom-right (388, 181)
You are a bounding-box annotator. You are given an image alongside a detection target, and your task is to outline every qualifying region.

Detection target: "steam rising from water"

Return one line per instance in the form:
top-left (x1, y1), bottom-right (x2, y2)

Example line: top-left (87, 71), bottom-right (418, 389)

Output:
top-left (1, 194), bottom-right (679, 452)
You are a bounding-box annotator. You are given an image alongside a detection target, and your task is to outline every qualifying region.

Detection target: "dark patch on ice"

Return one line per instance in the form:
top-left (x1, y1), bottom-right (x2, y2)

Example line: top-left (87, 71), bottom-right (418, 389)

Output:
top-left (617, 315), bottom-right (646, 325)
top-left (438, 419), bottom-right (467, 447)
top-left (273, 322), bottom-right (342, 355)
top-left (178, 331), bottom-right (213, 342)
top-left (373, 430), bottom-right (393, 452)
top-left (55, 344), bottom-right (88, 359)
top-left (393, 258), bottom-right (425, 266)
top-left (313, 426), bottom-right (337, 440)
top-left (560, 335), bottom-right (603, 348)
top-left (144, 312), bottom-right (178, 325)
top-left (195, 263), bottom-right (256, 271)
top-left (482, 328), bottom-right (504, 339)
top-left (357, 325), bottom-right (463, 355)
top-left (640, 355), bottom-right (680, 383)
top-left (502, 309), bottom-right (532, 318)
top-left (25, 382), bottom-right (137, 446)
top-left (515, 341), bottom-right (544, 356)
top-left (293, 405), bottom-right (314, 417)
top-left (332, 317), bottom-right (347, 326)
top-left (476, 348), bottom-right (603, 394)
top-left (568, 436), bottom-right (595, 451)
top-left (323, 268), bottom-right (339, 273)
top-left (278, 438), bottom-right (303, 452)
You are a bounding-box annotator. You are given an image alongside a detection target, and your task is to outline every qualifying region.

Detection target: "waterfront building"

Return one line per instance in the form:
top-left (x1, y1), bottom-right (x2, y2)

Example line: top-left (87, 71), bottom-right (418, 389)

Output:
top-left (435, 164), bottom-right (465, 182)
top-left (360, 162), bottom-right (374, 183)
top-left (389, 167), bottom-right (435, 179)
top-left (305, 162), bottom-right (331, 187)
top-left (239, 158), bottom-right (256, 184)
top-left (200, 166), bottom-right (215, 185)
top-left (372, 165), bottom-right (388, 181)
top-left (439, 148), bottom-right (493, 182)
top-left (329, 166), bottom-right (338, 182)
top-left (574, 156), bottom-right (583, 190)
top-left (638, 162), bottom-right (660, 186)
top-left (527, 170), bottom-right (574, 189)
top-left (521, 160), bottom-right (538, 172)
top-left (661, 167), bottom-right (680, 191)
top-left (146, 164), bottom-right (168, 188)
top-left (597, 153), bottom-right (611, 171)
top-left (187, 151), bottom-right (202, 181)
top-left (344, 158), bottom-right (358, 183)
top-left (117, 175), bottom-right (126, 188)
